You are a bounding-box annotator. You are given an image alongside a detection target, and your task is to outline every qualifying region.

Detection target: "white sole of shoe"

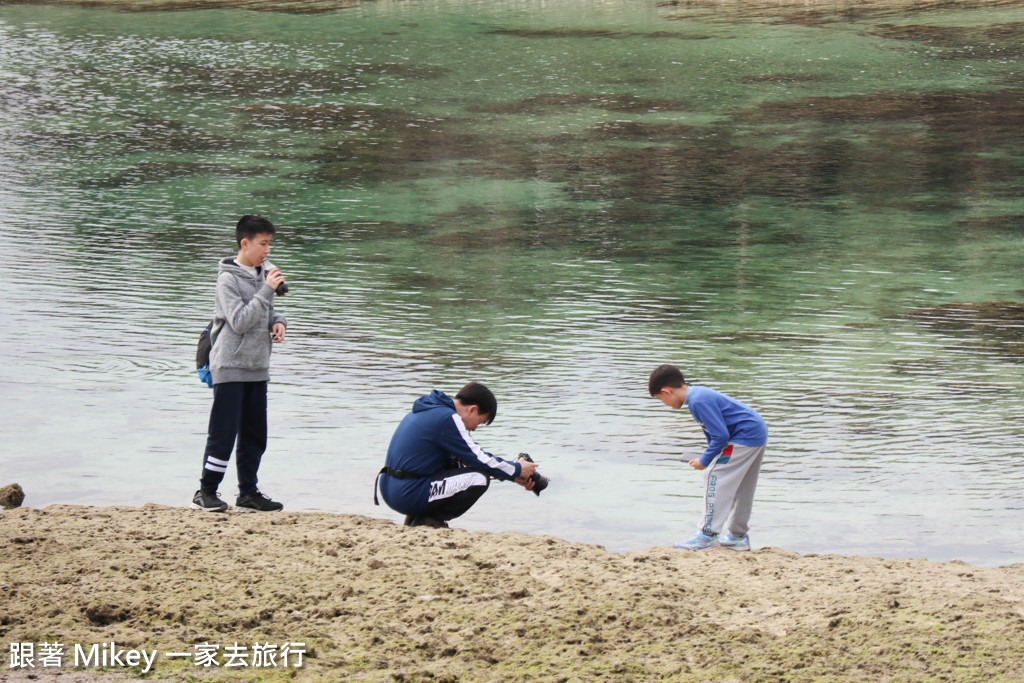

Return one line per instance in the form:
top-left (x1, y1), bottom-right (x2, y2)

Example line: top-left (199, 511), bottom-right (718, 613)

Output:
top-left (190, 502), bottom-right (227, 512)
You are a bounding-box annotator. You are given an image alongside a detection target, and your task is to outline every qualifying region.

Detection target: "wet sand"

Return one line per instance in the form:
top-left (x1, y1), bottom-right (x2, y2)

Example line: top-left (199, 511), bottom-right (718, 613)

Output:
top-left (2, 504), bottom-right (1023, 682)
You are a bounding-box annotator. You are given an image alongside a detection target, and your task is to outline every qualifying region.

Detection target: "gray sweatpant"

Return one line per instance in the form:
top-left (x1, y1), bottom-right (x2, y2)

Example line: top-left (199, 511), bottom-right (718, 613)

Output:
top-left (700, 442), bottom-right (766, 537)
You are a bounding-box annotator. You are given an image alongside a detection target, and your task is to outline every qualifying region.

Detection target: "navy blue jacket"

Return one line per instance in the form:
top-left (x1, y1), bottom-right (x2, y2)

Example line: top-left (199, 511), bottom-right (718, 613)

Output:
top-left (379, 390), bottom-right (522, 516)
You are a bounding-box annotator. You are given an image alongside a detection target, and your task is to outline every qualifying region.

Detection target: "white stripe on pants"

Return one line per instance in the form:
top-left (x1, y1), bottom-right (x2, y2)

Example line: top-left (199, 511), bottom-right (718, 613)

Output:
top-left (700, 442), bottom-right (765, 537)
top-left (427, 471), bottom-right (489, 503)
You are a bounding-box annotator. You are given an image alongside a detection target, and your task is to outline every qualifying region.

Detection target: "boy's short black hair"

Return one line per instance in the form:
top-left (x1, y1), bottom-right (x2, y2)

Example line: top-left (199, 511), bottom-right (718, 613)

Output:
top-left (649, 364), bottom-right (685, 396)
top-left (455, 382), bottom-right (497, 424)
top-left (236, 215), bottom-right (276, 246)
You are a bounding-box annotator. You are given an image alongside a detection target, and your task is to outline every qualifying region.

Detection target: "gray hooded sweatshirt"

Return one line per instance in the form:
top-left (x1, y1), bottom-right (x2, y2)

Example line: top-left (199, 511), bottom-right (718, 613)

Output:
top-left (209, 258), bottom-right (287, 384)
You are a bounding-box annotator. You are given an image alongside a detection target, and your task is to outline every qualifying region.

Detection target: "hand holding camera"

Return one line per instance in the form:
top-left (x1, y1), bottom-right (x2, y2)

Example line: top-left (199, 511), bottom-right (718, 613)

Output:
top-left (517, 453), bottom-right (549, 496)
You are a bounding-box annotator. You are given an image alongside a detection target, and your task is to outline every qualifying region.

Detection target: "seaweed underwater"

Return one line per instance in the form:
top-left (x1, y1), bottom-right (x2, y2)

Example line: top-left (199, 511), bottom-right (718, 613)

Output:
top-left (910, 300), bottom-right (1024, 358)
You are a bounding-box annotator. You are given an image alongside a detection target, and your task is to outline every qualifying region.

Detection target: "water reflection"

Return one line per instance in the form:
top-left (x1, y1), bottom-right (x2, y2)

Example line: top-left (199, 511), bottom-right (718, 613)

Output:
top-left (1, 0), bottom-right (1022, 566)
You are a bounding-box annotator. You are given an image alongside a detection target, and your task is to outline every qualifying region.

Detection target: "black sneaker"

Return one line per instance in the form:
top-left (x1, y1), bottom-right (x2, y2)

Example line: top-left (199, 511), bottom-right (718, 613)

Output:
top-left (192, 489), bottom-right (228, 512)
top-left (403, 515), bottom-right (448, 528)
top-left (235, 491), bottom-right (284, 512)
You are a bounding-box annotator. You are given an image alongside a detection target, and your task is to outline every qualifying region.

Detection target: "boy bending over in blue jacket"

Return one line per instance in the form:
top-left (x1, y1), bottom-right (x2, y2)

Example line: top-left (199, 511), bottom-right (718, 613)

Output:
top-left (376, 382), bottom-right (539, 528)
top-left (649, 364), bottom-right (768, 551)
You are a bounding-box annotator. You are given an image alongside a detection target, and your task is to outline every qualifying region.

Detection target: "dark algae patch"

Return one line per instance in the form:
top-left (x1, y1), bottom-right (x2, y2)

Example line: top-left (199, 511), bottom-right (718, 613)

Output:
top-left (871, 20), bottom-right (1024, 60)
top-left (659, 0), bottom-right (1024, 26)
top-left (468, 93), bottom-right (693, 115)
top-left (910, 301), bottom-right (1024, 357)
top-left (488, 26), bottom-right (714, 40)
top-left (736, 89), bottom-right (1024, 133)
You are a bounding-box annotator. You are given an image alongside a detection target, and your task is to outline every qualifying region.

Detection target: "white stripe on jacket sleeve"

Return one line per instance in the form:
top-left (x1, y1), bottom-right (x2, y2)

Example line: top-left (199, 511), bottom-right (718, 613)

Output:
top-left (450, 413), bottom-right (518, 478)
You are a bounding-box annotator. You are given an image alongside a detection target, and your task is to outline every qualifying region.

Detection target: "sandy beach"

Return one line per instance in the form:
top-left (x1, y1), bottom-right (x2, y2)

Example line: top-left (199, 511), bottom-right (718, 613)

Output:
top-left (2, 504), bottom-right (1023, 682)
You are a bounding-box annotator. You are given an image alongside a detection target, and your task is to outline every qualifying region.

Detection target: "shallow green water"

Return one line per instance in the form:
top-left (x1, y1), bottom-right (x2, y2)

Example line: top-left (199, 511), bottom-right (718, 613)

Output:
top-left (1, 0), bottom-right (1022, 565)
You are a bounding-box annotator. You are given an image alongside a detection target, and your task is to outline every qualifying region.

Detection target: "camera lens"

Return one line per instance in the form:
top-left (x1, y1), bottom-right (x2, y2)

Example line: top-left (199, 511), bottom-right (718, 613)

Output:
top-left (519, 452), bottom-right (548, 496)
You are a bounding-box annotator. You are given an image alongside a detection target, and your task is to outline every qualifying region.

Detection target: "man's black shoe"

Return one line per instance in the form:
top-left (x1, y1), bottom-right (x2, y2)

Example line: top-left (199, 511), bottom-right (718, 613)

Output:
top-left (403, 515), bottom-right (448, 528)
top-left (235, 491), bottom-right (284, 512)
top-left (191, 489), bottom-right (228, 512)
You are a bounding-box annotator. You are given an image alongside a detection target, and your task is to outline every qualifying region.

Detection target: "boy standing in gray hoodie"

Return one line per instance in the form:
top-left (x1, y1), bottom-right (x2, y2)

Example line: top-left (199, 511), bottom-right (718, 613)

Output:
top-left (192, 215), bottom-right (288, 512)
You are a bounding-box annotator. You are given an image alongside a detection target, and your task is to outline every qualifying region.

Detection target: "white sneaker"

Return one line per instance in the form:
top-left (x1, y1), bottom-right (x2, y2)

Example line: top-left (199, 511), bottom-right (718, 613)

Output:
top-left (717, 532), bottom-right (750, 551)
top-left (673, 531), bottom-right (718, 550)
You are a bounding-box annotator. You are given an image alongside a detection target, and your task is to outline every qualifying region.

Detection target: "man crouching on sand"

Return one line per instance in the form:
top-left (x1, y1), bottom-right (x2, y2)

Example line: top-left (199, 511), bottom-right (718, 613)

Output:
top-left (374, 382), bottom-right (539, 528)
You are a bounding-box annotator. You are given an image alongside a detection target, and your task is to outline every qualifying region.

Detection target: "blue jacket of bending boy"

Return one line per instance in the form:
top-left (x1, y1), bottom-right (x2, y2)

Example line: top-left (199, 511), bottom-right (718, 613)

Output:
top-left (685, 385), bottom-right (768, 467)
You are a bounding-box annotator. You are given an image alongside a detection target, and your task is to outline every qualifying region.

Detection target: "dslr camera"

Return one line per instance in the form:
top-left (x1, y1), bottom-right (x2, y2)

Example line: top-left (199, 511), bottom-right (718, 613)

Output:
top-left (518, 453), bottom-right (549, 496)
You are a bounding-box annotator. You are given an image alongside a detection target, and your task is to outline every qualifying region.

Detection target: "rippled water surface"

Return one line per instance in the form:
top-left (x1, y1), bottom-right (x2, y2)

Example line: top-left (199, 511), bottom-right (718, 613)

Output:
top-left (2, 0), bottom-right (1023, 566)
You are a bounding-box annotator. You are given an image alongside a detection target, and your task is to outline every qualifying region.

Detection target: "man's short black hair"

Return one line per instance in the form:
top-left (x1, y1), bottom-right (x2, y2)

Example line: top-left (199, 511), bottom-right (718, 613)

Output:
top-left (236, 215), bottom-right (276, 246)
top-left (455, 382), bottom-right (497, 424)
top-left (649, 364), bottom-right (685, 397)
